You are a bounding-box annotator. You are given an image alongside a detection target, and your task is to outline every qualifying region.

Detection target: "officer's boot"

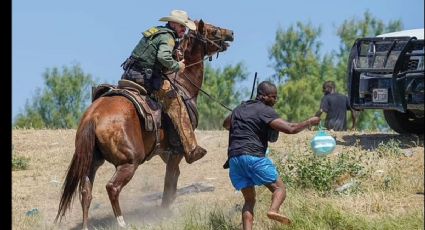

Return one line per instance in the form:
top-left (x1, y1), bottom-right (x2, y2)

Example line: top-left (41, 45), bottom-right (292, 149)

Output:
top-left (155, 80), bottom-right (207, 164)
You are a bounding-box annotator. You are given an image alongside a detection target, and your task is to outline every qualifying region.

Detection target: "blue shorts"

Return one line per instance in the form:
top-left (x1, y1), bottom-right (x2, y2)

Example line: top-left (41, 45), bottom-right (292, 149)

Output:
top-left (229, 154), bottom-right (278, 190)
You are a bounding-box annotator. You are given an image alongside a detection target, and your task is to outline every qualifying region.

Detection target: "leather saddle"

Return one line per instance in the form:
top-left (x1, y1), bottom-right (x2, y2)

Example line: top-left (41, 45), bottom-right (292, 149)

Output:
top-left (91, 79), bottom-right (199, 157)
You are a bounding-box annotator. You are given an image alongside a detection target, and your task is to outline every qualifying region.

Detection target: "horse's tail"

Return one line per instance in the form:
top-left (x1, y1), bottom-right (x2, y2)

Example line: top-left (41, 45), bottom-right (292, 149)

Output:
top-left (55, 119), bottom-right (96, 223)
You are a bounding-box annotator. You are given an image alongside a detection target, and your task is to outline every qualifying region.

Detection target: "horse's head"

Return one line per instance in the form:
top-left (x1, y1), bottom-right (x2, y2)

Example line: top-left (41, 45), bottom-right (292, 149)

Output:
top-left (181, 20), bottom-right (234, 59)
top-left (196, 19), bottom-right (234, 53)
top-left (172, 20), bottom-right (234, 99)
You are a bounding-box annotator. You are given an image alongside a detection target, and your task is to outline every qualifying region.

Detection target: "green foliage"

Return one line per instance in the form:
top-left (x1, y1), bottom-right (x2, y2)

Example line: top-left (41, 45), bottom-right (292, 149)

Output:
top-left (269, 21), bottom-right (323, 83)
top-left (13, 103), bottom-right (46, 129)
top-left (269, 22), bottom-right (333, 121)
top-left (280, 152), bottom-right (363, 194)
top-left (197, 63), bottom-right (248, 130)
top-left (14, 64), bottom-right (96, 129)
top-left (276, 78), bottom-right (322, 121)
top-left (12, 156), bottom-right (30, 171)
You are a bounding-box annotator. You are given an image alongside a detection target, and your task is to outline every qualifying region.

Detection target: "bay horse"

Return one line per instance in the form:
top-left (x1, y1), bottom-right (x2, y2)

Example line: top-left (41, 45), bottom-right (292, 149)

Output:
top-left (55, 20), bottom-right (234, 229)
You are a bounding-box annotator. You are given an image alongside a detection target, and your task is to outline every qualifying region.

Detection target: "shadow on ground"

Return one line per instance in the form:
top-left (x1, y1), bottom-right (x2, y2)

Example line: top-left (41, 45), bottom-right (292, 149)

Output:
top-left (337, 133), bottom-right (424, 150)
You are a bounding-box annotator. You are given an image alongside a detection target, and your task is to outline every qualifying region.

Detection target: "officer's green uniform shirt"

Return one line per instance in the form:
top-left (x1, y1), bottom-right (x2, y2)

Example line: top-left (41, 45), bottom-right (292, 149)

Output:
top-left (131, 26), bottom-right (180, 73)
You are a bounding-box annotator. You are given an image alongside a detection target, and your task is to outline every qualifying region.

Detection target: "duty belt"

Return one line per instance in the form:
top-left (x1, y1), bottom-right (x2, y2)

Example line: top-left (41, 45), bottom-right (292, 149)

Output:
top-left (129, 56), bottom-right (158, 78)
top-left (128, 56), bottom-right (146, 72)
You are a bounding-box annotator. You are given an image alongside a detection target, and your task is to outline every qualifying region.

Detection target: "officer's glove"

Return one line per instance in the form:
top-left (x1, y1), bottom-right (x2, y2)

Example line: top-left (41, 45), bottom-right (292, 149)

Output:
top-left (178, 60), bottom-right (186, 73)
top-left (174, 49), bottom-right (184, 60)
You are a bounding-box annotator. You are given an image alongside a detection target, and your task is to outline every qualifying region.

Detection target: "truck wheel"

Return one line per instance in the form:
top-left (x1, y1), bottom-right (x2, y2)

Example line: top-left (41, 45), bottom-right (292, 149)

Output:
top-left (383, 110), bottom-right (424, 134)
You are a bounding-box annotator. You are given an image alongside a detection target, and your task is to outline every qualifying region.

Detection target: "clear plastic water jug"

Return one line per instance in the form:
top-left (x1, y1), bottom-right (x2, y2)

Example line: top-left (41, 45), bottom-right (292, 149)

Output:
top-left (310, 130), bottom-right (336, 156)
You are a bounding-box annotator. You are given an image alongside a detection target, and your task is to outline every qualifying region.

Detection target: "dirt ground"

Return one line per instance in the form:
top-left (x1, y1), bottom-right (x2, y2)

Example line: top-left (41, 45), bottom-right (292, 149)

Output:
top-left (12, 129), bottom-right (424, 229)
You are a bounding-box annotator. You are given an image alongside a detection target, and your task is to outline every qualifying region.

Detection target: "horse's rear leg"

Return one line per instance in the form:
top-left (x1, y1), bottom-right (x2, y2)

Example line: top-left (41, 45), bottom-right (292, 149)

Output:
top-left (106, 163), bottom-right (138, 228)
top-left (81, 153), bottom-right (104, 230)
top-left (162, 153), bottom-right (183, 208)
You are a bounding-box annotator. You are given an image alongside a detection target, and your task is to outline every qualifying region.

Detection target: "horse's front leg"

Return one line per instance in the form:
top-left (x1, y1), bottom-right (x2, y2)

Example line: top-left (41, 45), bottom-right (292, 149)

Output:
top-left (162, 153), bottom-right (183, 208)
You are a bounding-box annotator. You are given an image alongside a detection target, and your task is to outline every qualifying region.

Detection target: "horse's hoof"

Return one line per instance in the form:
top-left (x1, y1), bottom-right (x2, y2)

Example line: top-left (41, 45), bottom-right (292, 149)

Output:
top-left (117, 216), bottom-right (127, 228)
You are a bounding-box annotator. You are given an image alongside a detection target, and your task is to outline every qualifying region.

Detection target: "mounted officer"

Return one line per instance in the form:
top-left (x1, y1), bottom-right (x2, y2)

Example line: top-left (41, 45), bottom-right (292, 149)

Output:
top-left (121, 10), bottom-right (207, 164)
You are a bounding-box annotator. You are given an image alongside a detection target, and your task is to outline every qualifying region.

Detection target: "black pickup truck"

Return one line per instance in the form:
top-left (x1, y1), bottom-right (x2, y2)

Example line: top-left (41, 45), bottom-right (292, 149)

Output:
top-left (347, 29), bottom-right (424, 134)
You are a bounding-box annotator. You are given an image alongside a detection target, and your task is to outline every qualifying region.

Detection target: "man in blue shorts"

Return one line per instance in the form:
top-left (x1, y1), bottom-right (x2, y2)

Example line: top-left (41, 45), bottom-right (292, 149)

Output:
top-left (223, 81), bottom-right (320, 230)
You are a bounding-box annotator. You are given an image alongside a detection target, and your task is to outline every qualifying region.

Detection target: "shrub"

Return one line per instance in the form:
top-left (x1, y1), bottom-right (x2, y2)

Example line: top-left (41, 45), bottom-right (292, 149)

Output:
top-left (12, 156), bottom-right (30, 171)
top-left (279, 152), bottom-right (363, 194)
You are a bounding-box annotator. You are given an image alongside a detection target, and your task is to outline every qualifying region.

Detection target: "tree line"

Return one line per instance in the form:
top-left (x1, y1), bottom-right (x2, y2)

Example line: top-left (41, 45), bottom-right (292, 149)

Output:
top-left (14, 11), bottom-right (402, 130)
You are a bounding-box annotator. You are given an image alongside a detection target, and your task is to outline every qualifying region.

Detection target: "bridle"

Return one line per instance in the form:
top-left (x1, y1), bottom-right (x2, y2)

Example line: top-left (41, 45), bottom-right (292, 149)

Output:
top-left (178, 27), bottom-right (228, 68)
top-left (170, 26), bottom-right (233, 112)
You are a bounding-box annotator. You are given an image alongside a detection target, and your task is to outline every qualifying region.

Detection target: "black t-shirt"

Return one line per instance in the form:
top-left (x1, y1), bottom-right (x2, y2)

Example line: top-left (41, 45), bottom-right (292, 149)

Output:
top-left (227, 100), bottom-right (280, 158)
top-left (320, 92), bottom-right (351, 131)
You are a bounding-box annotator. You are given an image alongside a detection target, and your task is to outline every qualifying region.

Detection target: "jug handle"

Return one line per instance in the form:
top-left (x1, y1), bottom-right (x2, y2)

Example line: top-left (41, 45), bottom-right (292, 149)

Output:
top-left (317, 121), bottom-right (325, 131)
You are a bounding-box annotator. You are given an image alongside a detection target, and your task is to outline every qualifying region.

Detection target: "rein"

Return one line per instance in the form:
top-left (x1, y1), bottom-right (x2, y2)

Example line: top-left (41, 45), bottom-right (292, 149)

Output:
top-left (183, 32), bottom-right (225, 68)
top-left (182, 72), bottom-right (232, 112)
top-left (184, 55), bottom-right (211, 68)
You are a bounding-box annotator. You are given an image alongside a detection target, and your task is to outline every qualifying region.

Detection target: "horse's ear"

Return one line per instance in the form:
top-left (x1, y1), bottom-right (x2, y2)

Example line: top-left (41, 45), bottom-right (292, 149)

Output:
top-left (198, 19), bottom-right (204, 33)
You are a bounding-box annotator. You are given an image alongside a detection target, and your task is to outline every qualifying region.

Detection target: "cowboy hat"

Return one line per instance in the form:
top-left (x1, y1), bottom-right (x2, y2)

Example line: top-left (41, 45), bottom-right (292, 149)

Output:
top-left (159, 10), bottom-right (196, 30)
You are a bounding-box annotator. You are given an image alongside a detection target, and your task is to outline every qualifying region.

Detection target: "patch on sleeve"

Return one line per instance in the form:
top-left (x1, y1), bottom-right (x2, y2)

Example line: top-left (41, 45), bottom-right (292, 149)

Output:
top-left (167, 38), bottom-right (175, 47)
top-left (143, 27), bottom-right (159, 38)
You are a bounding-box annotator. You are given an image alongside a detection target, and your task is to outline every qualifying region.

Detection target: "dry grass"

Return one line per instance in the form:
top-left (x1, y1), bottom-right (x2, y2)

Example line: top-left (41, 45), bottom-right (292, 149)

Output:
top-left (12, 129), bottom-right (237, 229)
top-left (12, 129), bottom-right (424, 229)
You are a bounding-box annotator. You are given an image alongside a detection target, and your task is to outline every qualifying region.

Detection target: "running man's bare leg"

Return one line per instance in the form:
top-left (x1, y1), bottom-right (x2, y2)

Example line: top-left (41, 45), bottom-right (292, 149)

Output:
top-left (265, 178), bottom-right (291, 225)
top-left (241, 186), bottom-right (256, 230)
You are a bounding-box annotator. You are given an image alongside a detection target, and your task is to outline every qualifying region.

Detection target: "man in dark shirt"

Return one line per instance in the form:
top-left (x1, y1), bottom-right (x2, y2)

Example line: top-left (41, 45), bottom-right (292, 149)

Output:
top-left (315, 81), bottom-right (356, 131)
top-left (222, 81), bottom-right (320, 230)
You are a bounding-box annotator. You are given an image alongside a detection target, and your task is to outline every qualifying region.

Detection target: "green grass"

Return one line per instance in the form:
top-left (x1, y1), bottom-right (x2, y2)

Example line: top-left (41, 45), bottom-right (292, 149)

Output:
top-left (167, 187), bottom-right (424, 230)
top-left (280, 192), bottom-right (424, 230)
top-left (12, 155), bottom-right (30, 171)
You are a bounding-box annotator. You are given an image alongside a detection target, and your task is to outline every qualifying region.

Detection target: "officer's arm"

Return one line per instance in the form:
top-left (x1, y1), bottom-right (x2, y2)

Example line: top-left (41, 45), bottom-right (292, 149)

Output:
top-left (157, 36), bottom-right (180, 72)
